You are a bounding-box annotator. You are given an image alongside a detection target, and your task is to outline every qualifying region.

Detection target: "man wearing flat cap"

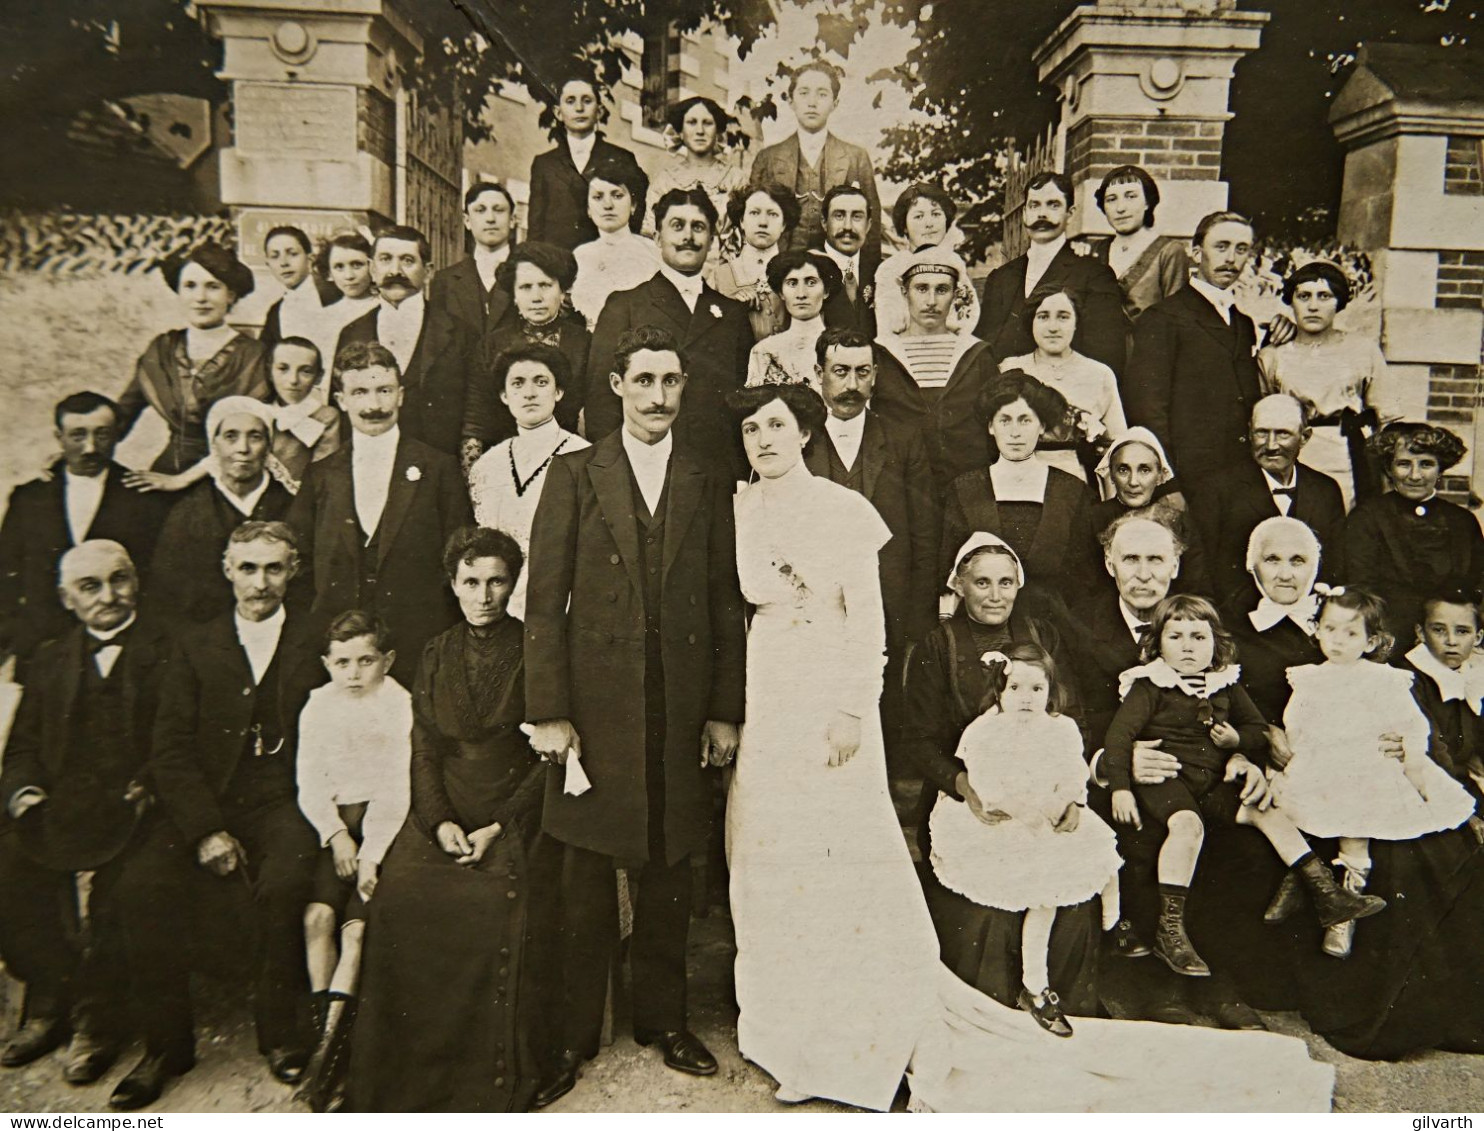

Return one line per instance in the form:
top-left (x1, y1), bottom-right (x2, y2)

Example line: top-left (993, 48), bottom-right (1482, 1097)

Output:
top-left (149, 397), bottom-right (293, 625)
top-left (0, 541), bottom-right (170, 1087)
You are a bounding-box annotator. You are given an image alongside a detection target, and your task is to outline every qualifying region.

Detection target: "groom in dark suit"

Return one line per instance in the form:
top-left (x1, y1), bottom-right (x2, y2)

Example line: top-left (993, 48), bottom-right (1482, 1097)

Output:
top-left (288, 342), bottom-right (470, 683)
top-left (973, 172), bottom-right (1125, 374)
top-left (584, 187), bottom-right (754, 477)
top-left (525, 325), bottom-right (746, 1106)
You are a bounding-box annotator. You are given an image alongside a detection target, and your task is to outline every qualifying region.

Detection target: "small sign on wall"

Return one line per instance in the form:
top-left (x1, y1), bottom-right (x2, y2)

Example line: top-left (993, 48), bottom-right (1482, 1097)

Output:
top-left (236, 208), bottom-right (363, 267)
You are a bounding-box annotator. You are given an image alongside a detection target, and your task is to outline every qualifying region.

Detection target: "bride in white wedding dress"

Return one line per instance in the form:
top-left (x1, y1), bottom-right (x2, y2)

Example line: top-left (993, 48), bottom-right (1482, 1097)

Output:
top-left (722, 379), bottom-right (1335, 1113)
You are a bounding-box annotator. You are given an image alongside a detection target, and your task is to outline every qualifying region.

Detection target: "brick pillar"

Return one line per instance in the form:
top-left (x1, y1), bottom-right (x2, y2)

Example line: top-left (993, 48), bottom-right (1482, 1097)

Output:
top-left (1034, 0), bottom-right (1268, 240)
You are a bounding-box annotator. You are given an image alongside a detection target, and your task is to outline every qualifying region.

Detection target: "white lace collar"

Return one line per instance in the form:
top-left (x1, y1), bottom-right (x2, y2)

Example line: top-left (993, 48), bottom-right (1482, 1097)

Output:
top-left (1118, 657), bottom-right (1241, 701)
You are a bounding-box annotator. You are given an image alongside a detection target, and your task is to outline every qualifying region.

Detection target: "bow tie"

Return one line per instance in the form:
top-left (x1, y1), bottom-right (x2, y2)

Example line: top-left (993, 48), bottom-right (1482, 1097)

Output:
top-left (86, 630), bottom-right (127, 655)
top-left (1271, 486), bottom-right (1294, 498)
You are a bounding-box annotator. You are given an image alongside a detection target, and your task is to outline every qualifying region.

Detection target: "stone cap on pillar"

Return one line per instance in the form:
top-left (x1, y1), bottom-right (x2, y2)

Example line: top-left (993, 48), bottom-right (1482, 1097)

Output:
top-left (1035, 2), bottom-right (1269, 130)
top-left (1330, 43), bottom-right (1484, 149)
top-left (195, 0), bottom-right (424, 91)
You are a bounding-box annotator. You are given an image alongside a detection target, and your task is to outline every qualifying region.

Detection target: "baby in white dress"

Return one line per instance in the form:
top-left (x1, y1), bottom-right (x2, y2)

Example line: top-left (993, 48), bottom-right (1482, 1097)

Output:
top-left (929, 642), bottom-right (1122, 1037)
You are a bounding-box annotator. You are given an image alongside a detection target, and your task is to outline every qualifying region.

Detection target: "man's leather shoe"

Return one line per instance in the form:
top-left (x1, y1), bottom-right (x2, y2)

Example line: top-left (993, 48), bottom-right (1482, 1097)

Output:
top-left (634, 1029), bottom-right (717, 1076)
top-left (1, 1018), bottom-right (68, 1068)
top-left (1209, 999), bottom-right (1267, 1031)
top-left (108, 1050), bottom-right (194, 1111)
top-left (63, 1030), bottom-right (121, 1085)
top-left (1105, 918), bottom-right (1152, 959)
top-left (265, 1046), bottom-right (308, 1084)
top-left (1145, 998), bottom-right (1202, 1026)
top-left (532, 1050), bottom-right (583, 1109)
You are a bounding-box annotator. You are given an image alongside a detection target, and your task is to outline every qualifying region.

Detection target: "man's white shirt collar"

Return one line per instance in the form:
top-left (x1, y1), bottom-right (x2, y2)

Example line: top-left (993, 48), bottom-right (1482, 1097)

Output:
top-left (1024, 236), bottom-right (1067, 296)
top-left (87, 611), bottom-right (136, 677)
top-left (823, 243), bottom-right (860, 280)
top-left (234, 605), bottom-right (286, 685)
top-left (621, 427), bottom-right (673, 515)
top-left (1118, 597), bottom-right (1150, 644)
top-left (567, 131), bottom-right (597, 171)
top-left (215, 473), bottom-right (271, 518)
top-left (825, 411), bottom-right (867, 470)
top-left (351, 425), bottom-right (400, 539)
top-left (62, 466), bottom-right (107, 544)
top-left (472, 244), bottom-right (510, 292)
top-left (796, 128), bottom-right (829, 170)
top-left (378, 291), bottom-right (425, 375)
top-left (658, 263), bottom-right (704, 313)
top-left (1190, 276), bottom-right (1236, 324)
top-left (1261, 465), bottom-right (1297, 514)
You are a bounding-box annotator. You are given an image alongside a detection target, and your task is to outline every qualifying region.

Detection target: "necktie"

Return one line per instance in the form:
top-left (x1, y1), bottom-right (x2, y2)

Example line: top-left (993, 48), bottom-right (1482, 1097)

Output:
top-left (844, 268), bottom-right (858, 305)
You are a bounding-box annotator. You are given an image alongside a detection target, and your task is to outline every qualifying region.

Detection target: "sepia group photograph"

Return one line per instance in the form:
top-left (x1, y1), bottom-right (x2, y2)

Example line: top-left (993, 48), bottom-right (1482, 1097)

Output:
top-left (0, 0), bottom-right (1482, 1116)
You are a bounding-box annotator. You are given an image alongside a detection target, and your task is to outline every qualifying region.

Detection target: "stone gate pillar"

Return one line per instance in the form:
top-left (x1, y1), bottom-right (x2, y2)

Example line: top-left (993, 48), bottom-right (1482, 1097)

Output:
top-left (1330, 43), bottom-right (1484, 500)
top-left (194, 0), bottom-right (422, 284)
top-left (1034, 0), bottom-right (1268, 240)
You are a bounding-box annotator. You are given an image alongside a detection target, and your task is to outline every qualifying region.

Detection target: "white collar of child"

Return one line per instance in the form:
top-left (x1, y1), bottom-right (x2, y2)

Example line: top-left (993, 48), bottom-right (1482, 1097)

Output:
top-left (1117, 657), bottom-right (1241, 701)
top-left (1405, 643), bottom-right (1484, 714)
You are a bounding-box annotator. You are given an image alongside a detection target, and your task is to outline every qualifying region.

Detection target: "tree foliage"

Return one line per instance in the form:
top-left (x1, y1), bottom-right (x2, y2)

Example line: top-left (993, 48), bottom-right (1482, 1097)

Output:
top-left (871, 0), bottom-right (1476, 257)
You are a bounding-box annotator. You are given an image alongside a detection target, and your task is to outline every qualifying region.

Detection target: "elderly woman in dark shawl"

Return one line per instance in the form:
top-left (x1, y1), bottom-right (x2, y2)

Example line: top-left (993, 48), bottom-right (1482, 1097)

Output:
top-left (118, 243), bottom-right (269, 488)
top-left (1228, 516), bottom-right (1484, 1058)
top-left (903, 532), bottom-right (1099, 1014)
top-left (348, 527), bottom-right (555, 1112)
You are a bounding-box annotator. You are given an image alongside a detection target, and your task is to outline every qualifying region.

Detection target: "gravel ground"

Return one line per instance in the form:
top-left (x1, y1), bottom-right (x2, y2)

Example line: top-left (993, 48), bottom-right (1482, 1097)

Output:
top-left (0, 907), bottom-right (1480, 1115)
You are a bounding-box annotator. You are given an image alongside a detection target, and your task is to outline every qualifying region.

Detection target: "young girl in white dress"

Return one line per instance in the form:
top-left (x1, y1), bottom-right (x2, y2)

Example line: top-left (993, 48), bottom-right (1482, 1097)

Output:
top-left (929, 642), bottom-right (1123, 1038)
top-left (1276, 584), bottom-right (1476, 956)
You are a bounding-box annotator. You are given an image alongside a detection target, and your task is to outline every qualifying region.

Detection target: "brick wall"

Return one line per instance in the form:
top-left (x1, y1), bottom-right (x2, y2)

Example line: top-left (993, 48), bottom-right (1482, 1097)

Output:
top-left (1426, 363), bottom-right (1482, 428)
top-left (1438, 250), bottom-right (1484, 310)
top-left (1444, 134), bottom-right (1483, 197)
top-left (1065, 117), bottom-right (1223, 186)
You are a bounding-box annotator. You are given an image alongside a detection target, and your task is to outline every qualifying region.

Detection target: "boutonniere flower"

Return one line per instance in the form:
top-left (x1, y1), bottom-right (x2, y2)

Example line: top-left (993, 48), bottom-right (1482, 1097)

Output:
top-left (709, 303), bottom-right (723, 319)
top-left (405, 466), bottom-right (422, 482)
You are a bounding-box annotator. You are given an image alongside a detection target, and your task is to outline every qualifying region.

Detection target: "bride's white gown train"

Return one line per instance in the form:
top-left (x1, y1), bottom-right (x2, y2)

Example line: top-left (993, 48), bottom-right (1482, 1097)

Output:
top-left (726, 466), bottom-right (1333, 1112)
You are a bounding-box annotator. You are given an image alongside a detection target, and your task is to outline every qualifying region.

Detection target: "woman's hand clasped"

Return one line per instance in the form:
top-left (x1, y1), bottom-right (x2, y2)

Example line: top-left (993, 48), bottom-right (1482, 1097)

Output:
top-left (435, 821), bottom-right (473, 858)
top-left (826, 711), bottom-right (861, 767)
top-left (459, 823), bottom-right (504, 866)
